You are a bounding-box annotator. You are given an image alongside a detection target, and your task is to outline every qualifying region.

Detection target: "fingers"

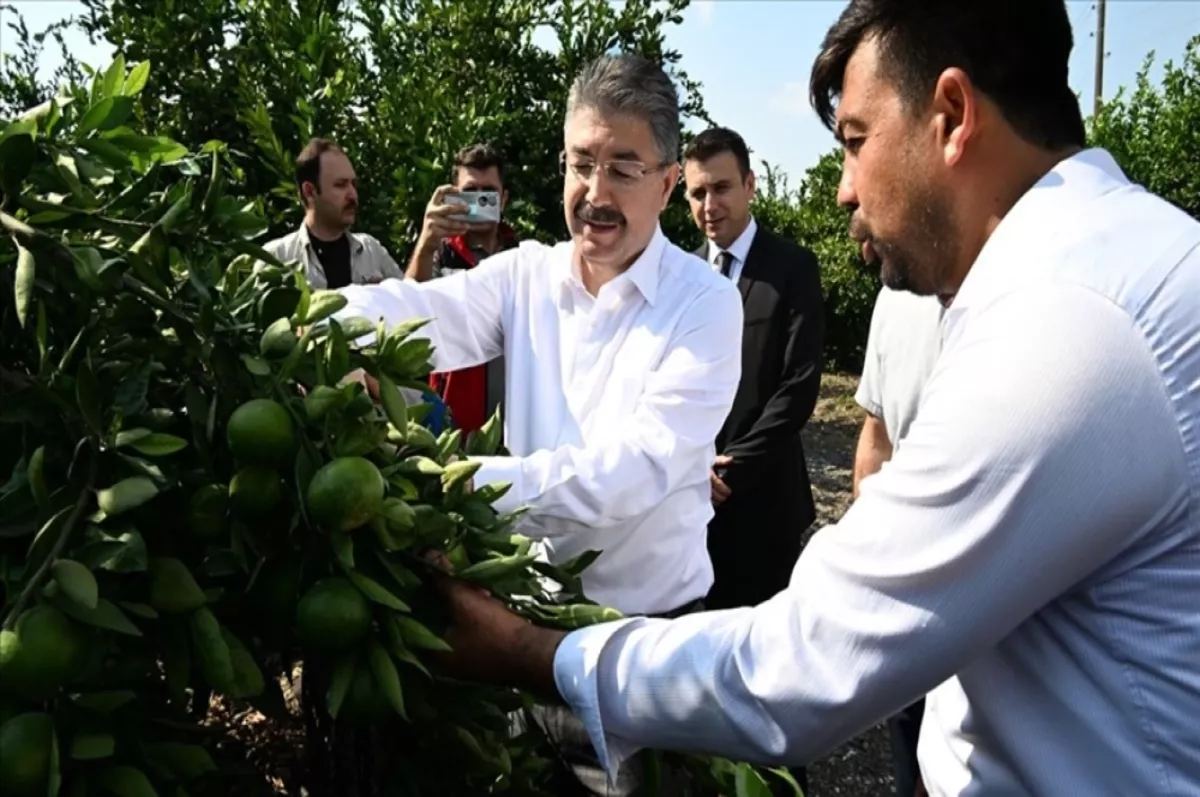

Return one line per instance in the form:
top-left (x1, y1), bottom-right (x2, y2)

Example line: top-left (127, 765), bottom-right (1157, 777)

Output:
top-left (710, 470), bottom-right (731, 505)
top-left (713, 454), bottom-right (734, 467)
top-left (430, 184), bottom-right (456, 204)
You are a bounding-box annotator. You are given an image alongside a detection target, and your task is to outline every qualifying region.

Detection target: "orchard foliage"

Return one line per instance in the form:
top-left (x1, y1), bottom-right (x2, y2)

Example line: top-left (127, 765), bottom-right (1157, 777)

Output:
top-left (0, 50), bottom-right (800, 797)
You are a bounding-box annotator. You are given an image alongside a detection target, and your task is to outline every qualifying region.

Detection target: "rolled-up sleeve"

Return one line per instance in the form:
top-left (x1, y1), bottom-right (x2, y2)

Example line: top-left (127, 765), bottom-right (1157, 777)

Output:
top-left (552, 285), bottom-right (1188, 775)
top-left (473, 284), bottom-right (743, 531)
top-left (331, 252), bottom-right (511, 370)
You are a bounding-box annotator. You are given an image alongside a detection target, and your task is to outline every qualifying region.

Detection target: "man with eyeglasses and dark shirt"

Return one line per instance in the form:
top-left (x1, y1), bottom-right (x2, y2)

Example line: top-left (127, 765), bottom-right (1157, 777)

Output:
top-left (262, 137), bottom-right (405, 289)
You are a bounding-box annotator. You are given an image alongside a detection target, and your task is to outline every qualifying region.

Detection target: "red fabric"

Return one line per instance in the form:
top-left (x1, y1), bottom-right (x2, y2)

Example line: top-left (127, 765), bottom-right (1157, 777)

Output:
top-left (431, 367), bottom-right (488, 432)
top-left (428, 224), bottom-right (517, 433)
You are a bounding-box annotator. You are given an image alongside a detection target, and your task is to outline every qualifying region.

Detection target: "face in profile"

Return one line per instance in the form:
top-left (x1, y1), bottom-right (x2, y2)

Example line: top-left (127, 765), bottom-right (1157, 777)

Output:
top-left (835, 34), bottom-right (959, 298)
top-left (683, 151), bottom-right (756, 250)
top-left (305, 149), bottom-right (359, 229)
top-left (562, 106), bottom-right (679, 271)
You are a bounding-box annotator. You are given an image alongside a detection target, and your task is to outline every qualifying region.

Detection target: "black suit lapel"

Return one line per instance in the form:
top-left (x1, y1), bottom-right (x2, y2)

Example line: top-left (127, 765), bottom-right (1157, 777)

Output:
top-left (736, 228), bottom-right (772, 305)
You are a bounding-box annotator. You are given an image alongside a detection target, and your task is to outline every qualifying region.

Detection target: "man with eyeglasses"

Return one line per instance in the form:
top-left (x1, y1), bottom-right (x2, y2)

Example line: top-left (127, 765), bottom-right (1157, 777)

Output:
top-left (328, 53), bottom-right (741, 795)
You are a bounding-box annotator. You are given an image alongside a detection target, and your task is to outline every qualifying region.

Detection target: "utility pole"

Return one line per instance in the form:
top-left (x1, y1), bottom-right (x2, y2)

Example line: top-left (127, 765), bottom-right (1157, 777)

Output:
top-left (1093, 0), bottom-right (1107, 116)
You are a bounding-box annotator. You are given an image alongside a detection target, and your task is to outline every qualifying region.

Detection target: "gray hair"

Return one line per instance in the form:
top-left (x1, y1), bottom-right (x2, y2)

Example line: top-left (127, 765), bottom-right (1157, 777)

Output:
top-left (566, 53), bottom-right (681, 164)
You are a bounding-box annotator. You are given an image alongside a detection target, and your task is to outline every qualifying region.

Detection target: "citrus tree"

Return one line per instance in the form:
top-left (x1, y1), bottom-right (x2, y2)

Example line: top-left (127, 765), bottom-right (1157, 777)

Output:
top-left (1088, 33), bottom-right (1199, 221)
top-left (0, 60), bottom-right (798, 797)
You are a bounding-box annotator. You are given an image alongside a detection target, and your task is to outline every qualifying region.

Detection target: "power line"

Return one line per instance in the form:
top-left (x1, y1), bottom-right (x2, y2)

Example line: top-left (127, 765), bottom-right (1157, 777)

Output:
top-left (1093, 0), bottom-right (1107, 116)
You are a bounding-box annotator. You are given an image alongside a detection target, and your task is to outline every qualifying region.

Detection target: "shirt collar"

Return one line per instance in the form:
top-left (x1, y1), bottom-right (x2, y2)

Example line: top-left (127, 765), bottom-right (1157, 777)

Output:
top-left (707, 215), bottom-right (758, 266)
top-left (299, 222), bottom-right (364, 253)
top-left (950, 148), bottom-right (1129, 313)
top-left (555, 224), bottom-right (667, 307)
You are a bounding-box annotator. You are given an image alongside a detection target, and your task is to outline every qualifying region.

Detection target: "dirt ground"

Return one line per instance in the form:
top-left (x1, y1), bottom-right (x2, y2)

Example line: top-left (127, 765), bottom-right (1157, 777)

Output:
top-left (798, 372), bottom-right (897, 796)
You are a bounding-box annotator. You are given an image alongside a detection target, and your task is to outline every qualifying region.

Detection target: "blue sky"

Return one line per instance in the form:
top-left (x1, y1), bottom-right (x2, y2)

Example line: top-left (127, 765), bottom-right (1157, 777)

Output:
top-left (3, 0), bottom-right (1198, 184)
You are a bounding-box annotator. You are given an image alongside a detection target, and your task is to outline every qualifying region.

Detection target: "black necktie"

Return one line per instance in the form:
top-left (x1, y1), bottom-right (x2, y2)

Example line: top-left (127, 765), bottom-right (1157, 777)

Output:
top-left (715, 250), bottom-right (734, 278)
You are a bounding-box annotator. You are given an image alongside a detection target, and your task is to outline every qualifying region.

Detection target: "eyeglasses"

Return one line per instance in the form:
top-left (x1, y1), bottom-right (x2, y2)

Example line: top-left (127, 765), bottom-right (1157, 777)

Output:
top-left (559, 151), bottom-right (671, 189)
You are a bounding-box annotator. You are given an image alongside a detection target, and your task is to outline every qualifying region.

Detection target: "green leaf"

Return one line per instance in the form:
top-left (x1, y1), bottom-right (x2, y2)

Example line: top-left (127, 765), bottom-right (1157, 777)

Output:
top-left (71, 732), bottom-right (116, 760)
top-left (76, 96), bottom-right (135, 138)
top-left (144, 742), bottom-right (217, 781)
top-left (327, 650), bottom-right (357, 720)
top-left (27, 445), bottom-right (50, 510)
top-left (189, 607), bottom-right (233, 692)
top-left (733, 764), bottom-right (773, 797)
top-left (241, 354), bottom-right (271, 376)
top-left (52, 558), bottom-right (99, 609)
top-left (93, 764), bottom-right (158, 797)
top-left (96, 477), bottom-right (159, 517)
top-left (148, 557), bottom-right (207, 613)
top-left (14, 243), bottom-right (35, 329)
top-left (377, 374), bottom-right (409, 440)
top-left (346, 570), bottom-right (411, 612)
top-left (76, 361), bottom-right (105, 433)
top-left (331, 531), bottom-right (354, 570)
top-left (53, 596), bottom-right (142, 636)
top-left (367, 637), bottom-right (408, 720)
top-left (123, 60), bottom-right (151, 95)
top-left (299, 289), bottom-right (348, 325)
top-left (71, 690), bottom-right (136, 712)
top-left (390, 614), bottom-right (451, 652)
top-left (126, 433), bottom-right (188, 457)
top-left (75, 527), bottom-right (148, 573)
top-left (102, 54), bottom-right (127, 98)
top-left (49, 725), bottom-right (62, 797)
top-left (78, 137), bottom-right (134, 169)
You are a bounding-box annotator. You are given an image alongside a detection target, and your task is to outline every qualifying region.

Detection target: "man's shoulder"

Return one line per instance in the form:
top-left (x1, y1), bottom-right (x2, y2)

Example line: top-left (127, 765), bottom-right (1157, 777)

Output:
top-left (753, 225), bottom-right (817, 266)
top-left (661, 240), bottom-right (742, 305)
top-left (261, 228), bottom-right (301, 253)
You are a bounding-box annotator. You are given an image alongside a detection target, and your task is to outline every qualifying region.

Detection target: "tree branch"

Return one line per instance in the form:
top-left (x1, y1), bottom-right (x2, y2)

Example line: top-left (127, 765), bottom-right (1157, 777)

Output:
top-left (0, 442), bottom-right (97, 630)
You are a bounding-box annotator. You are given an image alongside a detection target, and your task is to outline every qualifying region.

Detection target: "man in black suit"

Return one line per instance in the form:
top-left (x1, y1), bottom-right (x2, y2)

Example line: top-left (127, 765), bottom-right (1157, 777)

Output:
top-left (683, 127), bottom-right (825, 610)
top-left (683, 126), bottom-right (824, 794)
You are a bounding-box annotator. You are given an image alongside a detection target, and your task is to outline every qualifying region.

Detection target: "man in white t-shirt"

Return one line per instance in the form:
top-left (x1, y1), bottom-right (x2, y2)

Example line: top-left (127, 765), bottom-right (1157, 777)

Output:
top-left (853, 285), bottom-right (945, 797)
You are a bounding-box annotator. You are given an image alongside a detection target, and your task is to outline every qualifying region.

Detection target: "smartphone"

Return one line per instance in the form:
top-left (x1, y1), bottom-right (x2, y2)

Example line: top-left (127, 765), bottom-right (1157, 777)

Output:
top-left (445, 190), bottom-right (501, 224)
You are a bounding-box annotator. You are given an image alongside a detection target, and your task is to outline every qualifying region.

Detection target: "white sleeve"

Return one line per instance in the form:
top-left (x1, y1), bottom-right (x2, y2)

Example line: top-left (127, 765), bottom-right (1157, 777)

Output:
top-left (331, 249), bottom-right (512, 371)
top-left (472, 283), bottom-right (743, 532)
top-left (551, 285), bottom-right (1186, 774)
top-left (854, 287), bottom-right (887, 417)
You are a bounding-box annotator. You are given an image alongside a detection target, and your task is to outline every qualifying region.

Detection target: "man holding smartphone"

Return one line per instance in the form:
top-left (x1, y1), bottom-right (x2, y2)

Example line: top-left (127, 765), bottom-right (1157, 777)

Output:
top-left (406, 144), bottom-right (518, 433)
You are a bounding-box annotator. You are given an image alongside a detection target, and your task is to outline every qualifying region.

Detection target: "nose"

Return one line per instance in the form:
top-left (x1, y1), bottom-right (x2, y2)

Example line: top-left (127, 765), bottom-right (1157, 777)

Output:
top-left (703, 192), bottom-right (720, 216)
top-left (583, 168), bottom-right (616, 207)
top-left (836, 153), bottom-right (857, 209)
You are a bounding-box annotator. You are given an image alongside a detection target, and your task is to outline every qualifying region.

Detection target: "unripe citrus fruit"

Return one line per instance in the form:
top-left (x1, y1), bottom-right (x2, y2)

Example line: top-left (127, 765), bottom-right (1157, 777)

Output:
top-left (229, 465), bottom-right (282, 518)
top-left (294, 577), bottom-right (371, 651)
top-left (0, 712), bottom-right (54, 797)
top-left (305, 457), bottom-right (386, 533)
top-left (0, 605), bottom-right (84, 700)
top-left (225, 398), bottom-right (296, 467)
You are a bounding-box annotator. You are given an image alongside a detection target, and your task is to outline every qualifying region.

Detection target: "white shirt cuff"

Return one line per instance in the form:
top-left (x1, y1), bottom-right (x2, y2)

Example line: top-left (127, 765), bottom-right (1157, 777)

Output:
top-left (552, 620), bottom-right (644, 784)
top-left (469, 455), bottom-right (524, 515)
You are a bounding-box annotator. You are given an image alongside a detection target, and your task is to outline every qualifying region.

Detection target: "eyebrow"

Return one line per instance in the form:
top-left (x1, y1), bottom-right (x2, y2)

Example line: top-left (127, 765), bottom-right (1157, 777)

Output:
top-left (568, 146), bottom-right (645, 162)
top-left (835, 114), bottom-right (867, 142)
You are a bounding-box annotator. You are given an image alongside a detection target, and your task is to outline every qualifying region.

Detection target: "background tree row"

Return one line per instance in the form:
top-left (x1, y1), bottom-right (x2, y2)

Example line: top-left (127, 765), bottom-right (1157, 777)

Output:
top-left (2, 2), bottom-right (1195, 372)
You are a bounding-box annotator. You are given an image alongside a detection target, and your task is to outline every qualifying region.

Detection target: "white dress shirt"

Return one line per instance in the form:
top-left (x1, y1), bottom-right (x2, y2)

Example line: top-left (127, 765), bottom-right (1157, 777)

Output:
top-left (705, 216), bottom-right (757, 283)
top-left (552, 149), bottom-right (1200, 795)
top-left (331, 226), bottom-right (744, 616)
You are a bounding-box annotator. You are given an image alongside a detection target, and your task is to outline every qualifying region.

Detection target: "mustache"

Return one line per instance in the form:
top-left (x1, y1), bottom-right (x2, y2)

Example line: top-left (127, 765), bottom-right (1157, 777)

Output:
top-left (575, 201), bottom-right (624, 226)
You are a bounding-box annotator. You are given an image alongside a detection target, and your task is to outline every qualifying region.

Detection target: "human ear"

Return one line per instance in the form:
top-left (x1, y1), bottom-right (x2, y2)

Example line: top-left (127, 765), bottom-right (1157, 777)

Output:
top-left (931, 67), bottom-right (977, 167)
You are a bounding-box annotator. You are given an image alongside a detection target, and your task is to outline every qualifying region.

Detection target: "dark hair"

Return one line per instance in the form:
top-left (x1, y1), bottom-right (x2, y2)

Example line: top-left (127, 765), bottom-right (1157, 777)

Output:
top-left (683, 127), bottom-right (752, 179)
top-left (452, 143), bottom-right (506, 185)
top-left (295, 137), bottom-right (343, 205)
top-left (809, 0), bottom-right (1086, 151)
